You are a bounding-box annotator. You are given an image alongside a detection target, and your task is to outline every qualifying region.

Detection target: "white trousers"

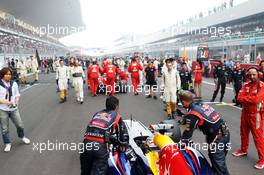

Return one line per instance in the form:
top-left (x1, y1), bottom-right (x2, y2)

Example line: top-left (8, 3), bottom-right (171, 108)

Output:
top-left (73, 77), bottom-right (84, 100)
top-left (164, 88), bottom-right (177, 103)
top-left (58, 79), bottom-right (68, 90)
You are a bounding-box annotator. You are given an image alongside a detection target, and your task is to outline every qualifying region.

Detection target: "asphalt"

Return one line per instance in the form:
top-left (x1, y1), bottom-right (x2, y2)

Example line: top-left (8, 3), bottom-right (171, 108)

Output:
top-left (0, 72), bottom-right (262, 175)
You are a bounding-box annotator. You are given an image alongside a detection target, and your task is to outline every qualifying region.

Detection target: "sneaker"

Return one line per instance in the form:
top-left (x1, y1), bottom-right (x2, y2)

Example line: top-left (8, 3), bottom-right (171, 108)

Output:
top-left (4, 144), bottom-right (11, 152)
top-left (146, 95), bottom-right (152, 98)
top-left (167, 114), bottom-right (172, 119)
top-left (254, 160), bottom-right (264, 169)
top-left (153, 96), bottom-right (157, 100)
top-left (21, 137), bottom-right (31, 144)
top-left (172, 112), bottom-right (178, 118)
top-left (234, 103), bottom-right (240, 107)
top-left (232, 149), bottom-right (247, 157)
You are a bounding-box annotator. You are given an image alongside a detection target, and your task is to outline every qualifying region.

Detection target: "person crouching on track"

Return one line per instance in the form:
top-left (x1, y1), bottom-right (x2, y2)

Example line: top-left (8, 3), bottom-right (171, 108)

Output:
top-left (162, 58), bottom-right (181, 119)
top-left (0, 67), bottom-right (30, 152)
top-left (72, 59), bottom-right (85, 104)
top-left (87, 58), bottom-right (102, 97)
top-left (56, 59), bottom-right (69, 103)
top-left (80, 96), bottom-right (129, 175)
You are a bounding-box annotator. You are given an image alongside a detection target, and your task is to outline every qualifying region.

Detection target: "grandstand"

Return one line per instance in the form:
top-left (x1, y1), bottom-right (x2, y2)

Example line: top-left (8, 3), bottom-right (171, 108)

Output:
top-left (110, 0), bottom-right (264, 63)
top-left (0, 0), bottom-right (84, 65)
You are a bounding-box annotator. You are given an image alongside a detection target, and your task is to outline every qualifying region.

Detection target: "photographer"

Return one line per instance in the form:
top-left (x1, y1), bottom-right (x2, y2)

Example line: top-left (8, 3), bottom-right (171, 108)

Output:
top-left (0, 67), bottom-right (30, 152)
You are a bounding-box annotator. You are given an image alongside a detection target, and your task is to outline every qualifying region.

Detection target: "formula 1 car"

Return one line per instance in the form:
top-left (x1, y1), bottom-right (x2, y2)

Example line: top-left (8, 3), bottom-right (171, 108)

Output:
top-left (107, 119), bottom-right (213, 175)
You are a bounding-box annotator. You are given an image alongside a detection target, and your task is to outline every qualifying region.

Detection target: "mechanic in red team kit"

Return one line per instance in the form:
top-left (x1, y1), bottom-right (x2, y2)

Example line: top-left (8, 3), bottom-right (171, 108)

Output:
top-left (128, 56), bottom-right (142, 95)
top-left (87, 58), bottom-right (102, 97)
top-left (104, 59), bottom-right (117, 96)
top-left (232, 67), bottom-right (264, 170)
top-left (117, 67), bottom-right (128, 83)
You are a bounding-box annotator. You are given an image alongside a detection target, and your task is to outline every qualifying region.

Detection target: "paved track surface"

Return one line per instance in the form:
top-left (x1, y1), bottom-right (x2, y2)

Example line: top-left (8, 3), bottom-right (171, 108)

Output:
top-left (0, 73), bottom-right (262, 175)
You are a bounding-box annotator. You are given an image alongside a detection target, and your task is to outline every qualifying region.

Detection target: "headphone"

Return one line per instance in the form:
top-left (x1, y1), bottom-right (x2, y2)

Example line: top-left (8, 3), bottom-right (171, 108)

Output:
top-left (246, 66), bottom-right (261, 79)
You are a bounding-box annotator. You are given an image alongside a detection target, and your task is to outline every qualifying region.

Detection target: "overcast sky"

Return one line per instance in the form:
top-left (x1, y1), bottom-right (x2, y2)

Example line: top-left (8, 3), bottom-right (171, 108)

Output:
top-left (60, 0), bottom-right (248, 48)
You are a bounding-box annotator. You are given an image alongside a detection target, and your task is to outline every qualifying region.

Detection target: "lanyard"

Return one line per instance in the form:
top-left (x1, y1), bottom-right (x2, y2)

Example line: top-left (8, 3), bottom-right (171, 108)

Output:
top-left (2, 81), bottom-right (11, 100)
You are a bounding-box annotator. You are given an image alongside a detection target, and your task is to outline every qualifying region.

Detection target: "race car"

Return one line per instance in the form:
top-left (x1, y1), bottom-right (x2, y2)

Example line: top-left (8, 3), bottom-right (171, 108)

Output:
top-left (107, 118), bottom-right (213, 175)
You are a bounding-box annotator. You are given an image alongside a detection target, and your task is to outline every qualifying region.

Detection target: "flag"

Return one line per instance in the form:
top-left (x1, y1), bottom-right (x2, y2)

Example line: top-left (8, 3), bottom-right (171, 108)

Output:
top-left (35, 49), bottom-right (41, 68)
top-left (183, 47), bottom-right (187, 62)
